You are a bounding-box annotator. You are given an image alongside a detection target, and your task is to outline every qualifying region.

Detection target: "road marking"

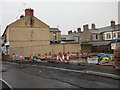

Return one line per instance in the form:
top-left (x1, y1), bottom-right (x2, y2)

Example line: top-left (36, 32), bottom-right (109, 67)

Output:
top-left (3, 62), bottom-right (120, 79)
top-left (0, 78), bottom-right (13, 90)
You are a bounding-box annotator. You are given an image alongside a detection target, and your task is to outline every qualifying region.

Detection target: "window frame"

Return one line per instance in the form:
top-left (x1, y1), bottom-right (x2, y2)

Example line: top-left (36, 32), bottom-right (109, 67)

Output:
top-left (113, 33), bottom-right (116, 38)
top-left (106, 33), bottom-right (111, 39)
top-left (118, 32), bottom-right (120, 38)
top-left (96, 34), bottom-right (99, 40)
top-left (53, 32), bottom-right (57, 40)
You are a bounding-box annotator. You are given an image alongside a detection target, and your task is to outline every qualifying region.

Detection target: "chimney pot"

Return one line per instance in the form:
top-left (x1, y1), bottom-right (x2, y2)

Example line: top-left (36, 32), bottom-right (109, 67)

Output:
top-left (111, 20), bottom-right (115, 27)
top-left (91, 24), bottom-right (95, 30)
top-left (25, 8), bottom-right (34, 16)
top-left (68, 30), bottom-right (72, 34)
top-left (74, 31), bottom-right (76, 33)
top-left (68, 31), bottom-right (70, 34)
top-left (77, 28), bottom-right (81, 33)
top-left (70, 30), bottom-right (72, 34)
top-left (83, 24), bottom-right (89, 31)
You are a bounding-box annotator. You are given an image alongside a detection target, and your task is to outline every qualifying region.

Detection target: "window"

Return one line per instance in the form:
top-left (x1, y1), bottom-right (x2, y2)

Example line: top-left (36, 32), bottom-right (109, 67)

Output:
top-left (118, 32), bottom-right (120, 38)
top-left (53, 33), bottom-right (57, 40)
top-left (106, 33), bottom-right (111, 39)
top-left (96, 34), bottom-right (99, 39)
top-left (113, 33), bottom-right (116, 38)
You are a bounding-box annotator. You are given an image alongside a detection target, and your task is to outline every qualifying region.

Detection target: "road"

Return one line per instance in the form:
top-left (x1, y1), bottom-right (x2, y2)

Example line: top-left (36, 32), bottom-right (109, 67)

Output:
top-left (1, 61), bottom-right (120, 88)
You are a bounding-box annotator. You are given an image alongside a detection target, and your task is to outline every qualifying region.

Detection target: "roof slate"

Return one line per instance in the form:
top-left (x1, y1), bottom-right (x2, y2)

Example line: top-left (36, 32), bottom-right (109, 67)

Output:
top-left (50, 28), bottom-right (61, 32)
top-left (89, 24), bottom-right (120, 34)
top-left (68, 32), bottom-right (82, 37)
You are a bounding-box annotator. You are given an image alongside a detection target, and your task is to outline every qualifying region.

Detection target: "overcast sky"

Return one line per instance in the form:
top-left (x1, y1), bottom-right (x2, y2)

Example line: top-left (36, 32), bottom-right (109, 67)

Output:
top-left (0, 0), bottom-right (119, 35)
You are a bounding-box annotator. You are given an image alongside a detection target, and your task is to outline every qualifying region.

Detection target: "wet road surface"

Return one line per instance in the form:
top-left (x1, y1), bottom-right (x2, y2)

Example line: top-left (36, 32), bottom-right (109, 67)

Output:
top-left (1, 61), bottom-right (120, 88)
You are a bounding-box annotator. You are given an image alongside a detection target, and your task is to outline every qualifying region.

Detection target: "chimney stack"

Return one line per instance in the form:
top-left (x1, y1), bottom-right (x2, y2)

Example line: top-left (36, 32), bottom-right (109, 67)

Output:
top-left (68, 30), bottom-right (72, 34)
top-left (25, 8), bottom-right (34, 16)
top-left (20, 15), bottom-right (24, 18)
top-left (91, 24), bottom-right (95, 30)
top-left (111, 20), bottom-right (115, 27)
top-left (68, 31), bottom-right (70, 34)
top-left (77, 28), bottom-right (81, 33)
top-left (74, 31), bottom-right (76, 33)
top-left (83, 24), bottom-right (89, 31)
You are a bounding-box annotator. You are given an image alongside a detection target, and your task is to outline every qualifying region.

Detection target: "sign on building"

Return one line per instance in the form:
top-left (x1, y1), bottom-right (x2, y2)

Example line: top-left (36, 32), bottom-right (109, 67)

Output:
top-left (111, 43), bottom-right (116, 49)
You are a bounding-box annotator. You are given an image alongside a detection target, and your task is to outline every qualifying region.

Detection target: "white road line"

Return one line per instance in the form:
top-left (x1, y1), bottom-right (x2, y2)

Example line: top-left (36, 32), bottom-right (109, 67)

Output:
top-left (0, 78), bottom-right (13, 90)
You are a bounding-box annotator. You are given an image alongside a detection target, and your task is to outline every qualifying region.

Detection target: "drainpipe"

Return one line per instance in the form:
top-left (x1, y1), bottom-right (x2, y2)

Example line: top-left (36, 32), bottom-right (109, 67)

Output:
top-left (63, 44), bottom-right (65, 53)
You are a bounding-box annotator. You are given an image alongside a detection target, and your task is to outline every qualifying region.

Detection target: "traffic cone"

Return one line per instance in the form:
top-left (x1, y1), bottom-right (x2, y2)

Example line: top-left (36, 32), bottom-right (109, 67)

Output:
top-left (66, 54), bottom-right (70, 63)
top-left (20, 55), bottom-right (23, 61)
top-left (62, 53), bottom-right (65, 63)
top-left (29, 54), bottom-right (33, 61)
top-left (56, 59), bottom-right (60, 63)
top-left (56, 53), bottom-right (60, 63)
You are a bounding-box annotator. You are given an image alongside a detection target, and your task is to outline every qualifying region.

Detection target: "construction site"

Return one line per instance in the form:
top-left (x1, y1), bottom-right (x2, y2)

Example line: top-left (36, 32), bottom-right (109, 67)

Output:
top-left (0, 3), bottom-right (120, 88)
top-left (0, 8), bottom-right (120, 70)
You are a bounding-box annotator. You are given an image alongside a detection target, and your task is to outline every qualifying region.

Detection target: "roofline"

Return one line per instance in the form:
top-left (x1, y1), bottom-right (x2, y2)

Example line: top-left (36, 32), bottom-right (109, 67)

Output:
top-left (50, 28), bottom-right (58, 29)
top-left (89, 28), bottom-right (120, 34)
top-left (50, 31), bottom-right (61, 32)
top-left (33, 16), bottom-right (50, 28)
top-left (50, 28), bottom-right (61, 32)
top-left (2, 25), bottom-right (9, 37)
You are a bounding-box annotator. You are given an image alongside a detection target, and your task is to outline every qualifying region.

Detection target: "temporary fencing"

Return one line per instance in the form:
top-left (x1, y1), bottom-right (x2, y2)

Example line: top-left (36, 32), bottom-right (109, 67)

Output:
top-left (55, 52), bottom-right (82, 63)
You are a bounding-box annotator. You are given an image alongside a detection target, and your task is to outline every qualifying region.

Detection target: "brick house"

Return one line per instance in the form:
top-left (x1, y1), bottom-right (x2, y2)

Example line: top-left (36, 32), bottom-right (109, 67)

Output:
top-left (79, 21), bottom-right (120, 53)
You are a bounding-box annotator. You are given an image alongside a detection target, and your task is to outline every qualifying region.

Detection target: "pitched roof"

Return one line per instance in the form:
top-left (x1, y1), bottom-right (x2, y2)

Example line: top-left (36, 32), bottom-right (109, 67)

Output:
top-left (50, 28), bottom-right (61, 32)
top-left (69, 32), bottom-right (81, 37)
top-left (61, 35), bottom-right (68, 38)
top-left (2, 25), bottom-right (9, 37)
top-left (89, 24), bottom-right (120, 34)
top-left (2, 16), bottom-right (50, 37)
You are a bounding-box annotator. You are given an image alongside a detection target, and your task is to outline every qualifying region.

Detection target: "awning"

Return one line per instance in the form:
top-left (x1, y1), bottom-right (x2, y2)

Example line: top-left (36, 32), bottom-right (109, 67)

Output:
top-left (92, 38), bottom-right (120, 46)
top-left (92, 42), bottom-right (111, 46)
top-left (111, 38), bottom-right (120, 43)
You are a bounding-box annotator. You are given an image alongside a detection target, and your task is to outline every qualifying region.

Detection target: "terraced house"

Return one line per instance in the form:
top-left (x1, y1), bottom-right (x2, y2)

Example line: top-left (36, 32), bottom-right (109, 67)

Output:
top-left (80, 21), bottom-right (120, 42)
top-left (2, 8), bottom-right (80, 58)
top-left (80, 21), bottom-right (120, 53)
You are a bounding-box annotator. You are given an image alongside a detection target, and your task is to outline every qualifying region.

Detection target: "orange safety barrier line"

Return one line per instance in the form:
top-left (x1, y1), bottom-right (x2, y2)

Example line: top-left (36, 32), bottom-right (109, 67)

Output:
top-left (117, 45), bottom-right (120, 47)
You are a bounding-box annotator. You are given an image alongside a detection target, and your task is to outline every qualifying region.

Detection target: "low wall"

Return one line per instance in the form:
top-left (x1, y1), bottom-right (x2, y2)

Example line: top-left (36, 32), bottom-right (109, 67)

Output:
top-left (9, 43), bottom-right (80, 57)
